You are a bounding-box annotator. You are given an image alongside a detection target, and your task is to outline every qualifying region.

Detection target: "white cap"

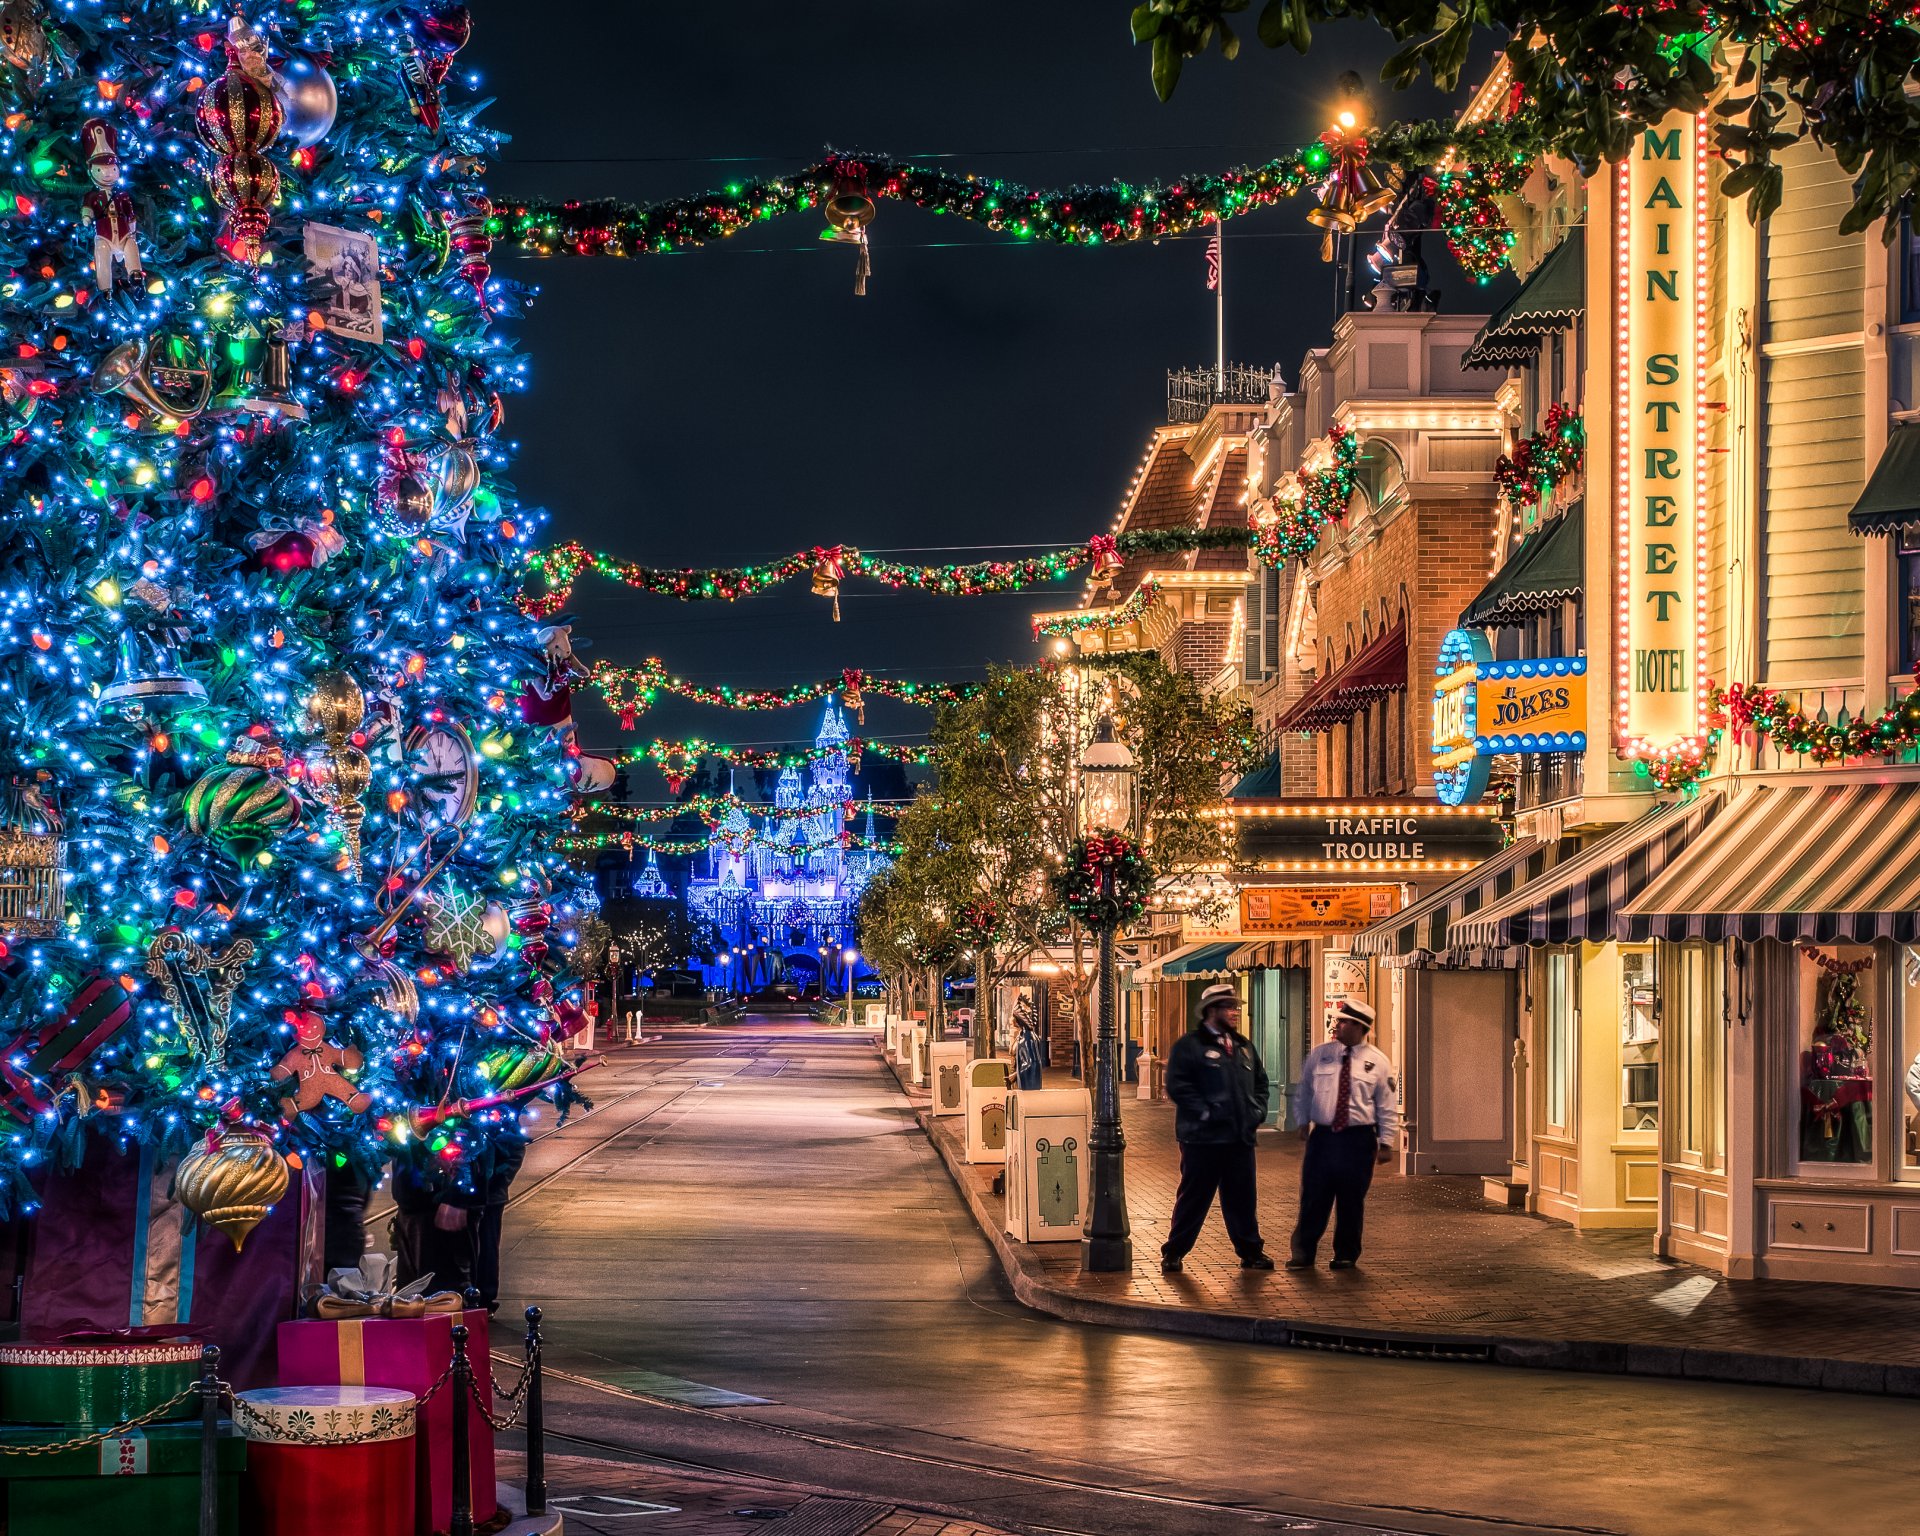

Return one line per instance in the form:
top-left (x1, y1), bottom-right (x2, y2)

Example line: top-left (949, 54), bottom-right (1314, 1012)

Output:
top-left (1331, 997), bottom-right (1376, 1031)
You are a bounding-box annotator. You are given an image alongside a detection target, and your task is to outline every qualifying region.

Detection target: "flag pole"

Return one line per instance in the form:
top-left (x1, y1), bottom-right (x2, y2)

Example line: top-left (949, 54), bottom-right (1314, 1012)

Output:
top-left (1214, 215), bottom-right (1225, 391)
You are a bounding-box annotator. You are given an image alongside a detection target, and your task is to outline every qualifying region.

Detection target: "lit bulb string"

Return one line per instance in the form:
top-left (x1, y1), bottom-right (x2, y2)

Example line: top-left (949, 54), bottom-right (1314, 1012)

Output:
top-left (520, 528), bottom-right (1254, 619)
top-left (504, 123), bottom-right (1547, 257)
top-left (625, 737), bottom-right (938, 772)
top-left (1631, 679), bottom-right (1920, 790)
top-left (557, 828), bottom-right (905, 856)
top-left (1034, 577), bottom-right (1160, 638)
top-left (588, 650), bottom-right (1150, 726)
top-left (574, 793), bottom-right (914, 828)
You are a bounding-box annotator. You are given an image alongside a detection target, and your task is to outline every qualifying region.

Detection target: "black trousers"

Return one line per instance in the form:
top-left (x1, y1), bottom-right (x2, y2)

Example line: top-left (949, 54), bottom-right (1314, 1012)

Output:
top-left (1290, 1126), bottom-right (1378, 1263)
top-left (1162, 1141), bottom-right (1265, 1261)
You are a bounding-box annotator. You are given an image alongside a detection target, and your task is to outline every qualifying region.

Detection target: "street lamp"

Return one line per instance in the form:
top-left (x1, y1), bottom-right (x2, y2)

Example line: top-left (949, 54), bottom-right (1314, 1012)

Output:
top-left (1078, 714), bottom-right (1137, 1274)
top-left (843, 946), bottom-right (857, 1022)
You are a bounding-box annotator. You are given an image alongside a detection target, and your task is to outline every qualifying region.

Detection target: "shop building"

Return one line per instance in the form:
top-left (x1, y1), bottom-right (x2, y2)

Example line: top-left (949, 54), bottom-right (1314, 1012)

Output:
top-left (1354, 67), bottom-right (1920, 1285)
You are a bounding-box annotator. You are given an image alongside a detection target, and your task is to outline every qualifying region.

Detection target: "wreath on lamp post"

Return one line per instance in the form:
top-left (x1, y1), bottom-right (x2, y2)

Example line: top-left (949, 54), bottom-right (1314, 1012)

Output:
top-left (1053, 832), bottom-right (1155, 930)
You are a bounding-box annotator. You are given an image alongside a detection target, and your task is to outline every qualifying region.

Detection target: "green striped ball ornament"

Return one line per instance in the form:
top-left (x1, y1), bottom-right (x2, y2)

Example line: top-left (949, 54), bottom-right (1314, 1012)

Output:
top-left (182, 765), bottom-right (299, 860)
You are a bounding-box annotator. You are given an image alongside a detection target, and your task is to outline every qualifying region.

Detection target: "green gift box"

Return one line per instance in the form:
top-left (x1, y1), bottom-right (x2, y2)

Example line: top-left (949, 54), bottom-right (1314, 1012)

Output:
top-left (0, 1420), bottom-right (245, 1536)
top-left (0, 1340), bottom-right (204, 1427)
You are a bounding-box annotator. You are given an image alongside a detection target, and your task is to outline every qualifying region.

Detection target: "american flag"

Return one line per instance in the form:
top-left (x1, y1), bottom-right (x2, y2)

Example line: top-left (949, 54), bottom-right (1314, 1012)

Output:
top-left (1204, 228), bottom-right (1222, 291)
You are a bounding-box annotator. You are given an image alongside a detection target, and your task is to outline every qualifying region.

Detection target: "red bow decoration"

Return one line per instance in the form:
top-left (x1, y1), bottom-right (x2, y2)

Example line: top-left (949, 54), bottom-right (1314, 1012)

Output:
top-left (1087, 533), bottom-right (1121, 589)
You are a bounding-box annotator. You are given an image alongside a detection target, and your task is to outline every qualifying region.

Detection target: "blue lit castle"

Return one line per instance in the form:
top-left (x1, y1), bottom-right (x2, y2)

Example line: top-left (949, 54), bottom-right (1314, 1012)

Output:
top-left (688, 698), bottom-right (890, 992)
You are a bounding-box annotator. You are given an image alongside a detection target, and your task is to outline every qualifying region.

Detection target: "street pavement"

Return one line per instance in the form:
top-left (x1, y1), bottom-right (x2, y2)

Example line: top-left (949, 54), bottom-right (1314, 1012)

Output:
top-left (485, 1019), bottom-right (1920, 1536)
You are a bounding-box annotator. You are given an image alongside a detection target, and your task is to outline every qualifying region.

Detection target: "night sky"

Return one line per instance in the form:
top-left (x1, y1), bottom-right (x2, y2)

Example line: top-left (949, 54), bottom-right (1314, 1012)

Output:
top-left (470, 4), bottom-right (1486, 790)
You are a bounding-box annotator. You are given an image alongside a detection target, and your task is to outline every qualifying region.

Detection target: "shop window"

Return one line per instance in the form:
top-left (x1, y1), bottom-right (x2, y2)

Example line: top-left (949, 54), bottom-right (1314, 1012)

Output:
top-left (1621, 948), bottom-right (1658, 1132)
top-left (1796, 945), bottom-right (1875, 1168)
top-left (1663, 942), bottom-right (1724, 1169)
top-left (1903, 208), bottom-right (1920, 326)
top-left (1544, 952), bottom-right (1575, 1134)
top-left (1900, 947), bottom-right (1920, 1180)
top-left (1899, 528), bottom-right (1920, 676)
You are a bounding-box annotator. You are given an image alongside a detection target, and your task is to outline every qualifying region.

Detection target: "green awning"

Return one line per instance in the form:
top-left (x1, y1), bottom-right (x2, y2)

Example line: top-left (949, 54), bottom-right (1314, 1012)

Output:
top-left (1229, 757), bottom-right (1283, 799)
top-left (1848, 423), bottom-right (1920, 536)
top-left (1460, 502), bottom-right (1583, 627)
top-left (1464, 229), bottom-right (1585, 370)
top-left (1163, 942), bottom-right (1238, 978)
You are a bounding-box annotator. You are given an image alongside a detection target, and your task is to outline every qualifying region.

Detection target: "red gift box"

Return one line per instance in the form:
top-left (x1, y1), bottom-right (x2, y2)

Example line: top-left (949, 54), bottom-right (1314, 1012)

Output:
top-left (276, 1313), bottom-right (498, 1535)
top-left (238, 1384), bottom-right (416, 1536)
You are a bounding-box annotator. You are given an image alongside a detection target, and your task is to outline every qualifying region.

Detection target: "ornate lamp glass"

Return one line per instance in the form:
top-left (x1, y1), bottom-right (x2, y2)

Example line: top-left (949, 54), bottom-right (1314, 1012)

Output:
top-left (1077, 716), bottom-right (1137, 836)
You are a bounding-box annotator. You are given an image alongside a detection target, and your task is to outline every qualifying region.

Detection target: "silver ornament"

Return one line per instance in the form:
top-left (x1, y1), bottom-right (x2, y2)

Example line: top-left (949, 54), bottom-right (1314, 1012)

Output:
top-left (273, 53), bottom-right (338, 149)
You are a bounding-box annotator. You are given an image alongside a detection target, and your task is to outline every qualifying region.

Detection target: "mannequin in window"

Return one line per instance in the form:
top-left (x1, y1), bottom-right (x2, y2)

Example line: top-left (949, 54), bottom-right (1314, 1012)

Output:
top-left (1801, 994), bottom-right (1873, 1163)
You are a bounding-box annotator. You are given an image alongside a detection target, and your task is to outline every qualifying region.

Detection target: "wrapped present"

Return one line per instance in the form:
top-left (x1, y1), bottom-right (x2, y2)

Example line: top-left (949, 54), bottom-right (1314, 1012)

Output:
top-left (302, 1252), bottom-right (464, 1320)
top-left (236, 1385), bottom-right (415, 1536)
top-left (277, 1310), bottom-right (497, 1536)
top-left (22, 1135), bottom-right (324, 1390)
top-left (0, 1419), bottom-right (245, 1536)
top-left (0, 1336), bottom-right (203, 1426)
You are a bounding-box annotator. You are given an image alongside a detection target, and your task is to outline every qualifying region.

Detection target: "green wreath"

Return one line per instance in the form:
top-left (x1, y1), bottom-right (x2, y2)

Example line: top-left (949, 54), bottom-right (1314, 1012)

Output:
top-left (1053, 833), bottom-right (1154, 929)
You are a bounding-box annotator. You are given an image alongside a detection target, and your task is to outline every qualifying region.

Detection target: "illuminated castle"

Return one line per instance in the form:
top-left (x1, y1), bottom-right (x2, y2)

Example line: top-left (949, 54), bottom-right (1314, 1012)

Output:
top-left (687, 698), bottom-right (888, 989)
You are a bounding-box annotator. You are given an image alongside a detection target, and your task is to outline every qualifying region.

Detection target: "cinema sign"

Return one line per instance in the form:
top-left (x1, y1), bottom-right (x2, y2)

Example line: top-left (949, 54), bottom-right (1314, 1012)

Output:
top-left (1616, 112), bottom-right (1707, 753)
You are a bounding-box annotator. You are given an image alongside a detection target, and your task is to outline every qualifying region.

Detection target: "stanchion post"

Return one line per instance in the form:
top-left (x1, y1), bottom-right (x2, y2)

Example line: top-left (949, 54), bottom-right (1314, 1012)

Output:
top-left (450, 1323), bottom-right (473, 1536)
top-left (197, 1344), bottom-right (220, 1536)
top-left (524, 1305), bottom-right (546, 1516)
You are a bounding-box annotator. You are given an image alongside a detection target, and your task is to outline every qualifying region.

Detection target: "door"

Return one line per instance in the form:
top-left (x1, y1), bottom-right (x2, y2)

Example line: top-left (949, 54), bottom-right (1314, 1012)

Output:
top-left (1414, 968), bottom-right (1518, 1175)
top-left (1254, 968), bottom-right (1310, 1128)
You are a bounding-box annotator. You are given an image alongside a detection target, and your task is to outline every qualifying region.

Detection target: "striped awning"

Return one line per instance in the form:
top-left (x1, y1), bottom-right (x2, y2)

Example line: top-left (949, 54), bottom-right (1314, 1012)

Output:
top-left (1227, 938), bottom-right (1312, 970)
top-left (1450, 794), bottom-right (1720, 949)
top-left (1625, 781), bottom-right (1920, 943)
top-left (1351, 836), bottom-right (1558, 965)
top-left (1131, 940), bottom-right (1239, 982)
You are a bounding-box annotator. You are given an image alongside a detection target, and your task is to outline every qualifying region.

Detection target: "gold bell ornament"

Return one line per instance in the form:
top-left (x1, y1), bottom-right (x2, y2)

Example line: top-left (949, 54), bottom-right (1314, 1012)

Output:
top-left (1305, 126), bottom-right (1394, 262)
top-left (175, 1123), bottom-right (290, 1252)
top-left (812, 545), bottom-right (846, 621)
top-left (820, 165), bottom-right (875, 296)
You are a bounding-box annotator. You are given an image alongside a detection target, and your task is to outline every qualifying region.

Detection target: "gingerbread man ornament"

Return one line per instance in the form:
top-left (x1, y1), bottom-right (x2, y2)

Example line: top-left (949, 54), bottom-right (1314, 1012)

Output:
top-left (271, 1009), bottom-right (371, 1115)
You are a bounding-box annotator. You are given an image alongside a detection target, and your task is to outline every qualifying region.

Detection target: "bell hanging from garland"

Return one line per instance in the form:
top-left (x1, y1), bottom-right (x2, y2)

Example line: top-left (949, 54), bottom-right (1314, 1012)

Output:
top-left (820, 163), bottom-right (875, 296)
top-left (1086, 533), bottom-right (1122, 592)
top-left (812, 545), bottom-right (846, 621)
top-left (840, 669), bottom-right (865, 724)
top-left (1304, 74), bottom-right (1393, 262)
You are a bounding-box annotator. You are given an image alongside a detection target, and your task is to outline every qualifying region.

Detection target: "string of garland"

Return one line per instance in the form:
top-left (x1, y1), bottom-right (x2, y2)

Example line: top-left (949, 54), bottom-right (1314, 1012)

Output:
top-left (1631, 679), bottom-right (1920, 790)
top-left (1253, 430), bottom-right (1359, 565)
top-left (571, 793), bottom-right (914, 828)
top-left (1435, 157), bottom-right (1525, 283)
top-left (631, 737), bottom-right (936, 788)
top-left (503, 123), bottom-right (1548, 258)
top-left (1034, 577), bottom-right (1161, 639)
top-left (521, 528), bottom-right (1253, 619)
top-left (590, 662), bottom-right (981, 728)
top-left (1052, 832), bottom-right (1156, 929)
top-left (557, 829), bottom-right (904, 855)
top-left (1495, 405), bottom-right (1584, 511)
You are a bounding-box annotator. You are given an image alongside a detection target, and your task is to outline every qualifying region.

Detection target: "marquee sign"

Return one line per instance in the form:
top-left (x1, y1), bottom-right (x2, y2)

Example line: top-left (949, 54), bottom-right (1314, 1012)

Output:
top-left (1432, 629), bottom-right (1589, 805)
top-left (1615, 112), bottom-right (1708, 754)
top-left (1223, 800), bottom-right (1506, 873)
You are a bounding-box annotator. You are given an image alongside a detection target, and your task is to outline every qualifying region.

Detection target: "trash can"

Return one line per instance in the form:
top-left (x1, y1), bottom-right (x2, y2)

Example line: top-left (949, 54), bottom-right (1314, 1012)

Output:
top-left (1004, 1087), bottom-right (1091, 1242)
top-left (964, 1059), bottom-right (1012, 1164)
top-left (928, 1040), bottom-right (969, 1116)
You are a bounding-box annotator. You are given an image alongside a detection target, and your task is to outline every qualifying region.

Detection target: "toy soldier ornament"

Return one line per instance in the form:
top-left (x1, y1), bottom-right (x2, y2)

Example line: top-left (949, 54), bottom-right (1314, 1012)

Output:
top-left (79, 117), bottom-right (142, 294)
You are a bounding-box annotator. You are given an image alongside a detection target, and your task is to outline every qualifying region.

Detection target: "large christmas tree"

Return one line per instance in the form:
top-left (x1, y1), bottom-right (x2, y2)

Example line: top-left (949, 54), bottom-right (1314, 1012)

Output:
top-left (0, 0), bottom-right (587, 1231)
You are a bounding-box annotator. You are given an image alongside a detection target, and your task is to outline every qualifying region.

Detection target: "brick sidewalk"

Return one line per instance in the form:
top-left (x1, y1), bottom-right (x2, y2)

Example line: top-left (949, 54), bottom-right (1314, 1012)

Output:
top-left (898, 1053), bottom-right (1920, 1395)
top-left (497, 1451), bottom-right (1018, 1536)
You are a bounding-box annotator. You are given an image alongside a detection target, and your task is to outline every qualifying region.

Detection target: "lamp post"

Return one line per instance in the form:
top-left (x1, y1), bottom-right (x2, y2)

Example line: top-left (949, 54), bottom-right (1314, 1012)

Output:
top-left (1078, 715), bottom-right (1138, 1273)
top-left (843, 947), bottom-right (857, 1022)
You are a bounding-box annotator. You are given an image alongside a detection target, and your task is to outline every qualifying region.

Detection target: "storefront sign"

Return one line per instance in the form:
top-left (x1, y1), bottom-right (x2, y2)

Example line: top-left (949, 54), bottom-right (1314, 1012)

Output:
top-left (1228, 800), bottom-right (1506, 872)
top-left (1241, 885), bottom-right (1400, 936)
top-left (1178, 915), bottom-right (1241, 944)
top-left (1434, 630), bottom-right (1589, 805)
top-left (1616, 112), bottom-right (1707, 752)
top-left (1323, 947), bottom-right (1370, 1035)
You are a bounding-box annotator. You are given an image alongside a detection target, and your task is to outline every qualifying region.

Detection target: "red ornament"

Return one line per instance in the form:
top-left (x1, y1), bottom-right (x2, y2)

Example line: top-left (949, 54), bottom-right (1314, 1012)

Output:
top-left (251, 528), bottom-right (316, 574)
top-left (444, 191), bottom-right (493, 303)
top-left (194, 20), bottom-right (284, 264)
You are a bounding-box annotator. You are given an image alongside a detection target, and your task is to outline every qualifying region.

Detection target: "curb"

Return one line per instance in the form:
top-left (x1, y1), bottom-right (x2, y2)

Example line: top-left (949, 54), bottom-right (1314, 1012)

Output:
top-left (886, 1050), bottom-right (1920, 1400)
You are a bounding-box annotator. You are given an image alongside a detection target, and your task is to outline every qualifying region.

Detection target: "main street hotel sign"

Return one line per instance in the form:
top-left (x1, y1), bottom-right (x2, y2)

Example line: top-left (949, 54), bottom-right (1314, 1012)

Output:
top-left (1616, 112), bottom-right (1708, 756)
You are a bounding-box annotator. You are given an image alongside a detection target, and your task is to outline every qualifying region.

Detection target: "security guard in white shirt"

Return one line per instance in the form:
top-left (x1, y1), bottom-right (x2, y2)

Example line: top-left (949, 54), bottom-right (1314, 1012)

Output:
top-left (1288, 998), bottom-right (1398, 1270)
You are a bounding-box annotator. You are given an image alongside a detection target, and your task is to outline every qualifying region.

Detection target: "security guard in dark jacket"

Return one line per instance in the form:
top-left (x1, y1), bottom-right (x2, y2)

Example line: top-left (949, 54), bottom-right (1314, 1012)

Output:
top-left (1160, 982), bottom-right (1274, 1273)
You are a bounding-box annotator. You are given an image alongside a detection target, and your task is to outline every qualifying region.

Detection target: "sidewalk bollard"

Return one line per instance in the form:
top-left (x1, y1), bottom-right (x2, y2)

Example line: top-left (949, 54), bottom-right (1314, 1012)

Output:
top-left (450, 1323), bottom-right (473, 1536)
top-left (524, 1306), bottom-right (546, 1516)
top-left (198, 1344), bottom-right (220, 1536)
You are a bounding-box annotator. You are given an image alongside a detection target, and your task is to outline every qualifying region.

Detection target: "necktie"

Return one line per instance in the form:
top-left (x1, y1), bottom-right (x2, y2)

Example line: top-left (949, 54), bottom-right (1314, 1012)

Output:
top-left (1331, 1049), bottom-right (1353, 1131)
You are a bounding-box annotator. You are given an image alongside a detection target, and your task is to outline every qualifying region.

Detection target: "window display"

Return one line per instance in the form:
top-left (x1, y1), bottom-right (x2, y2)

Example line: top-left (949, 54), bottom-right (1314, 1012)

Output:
top-left (1621, 948), bottom-right (1658, 1132)
top-left (1902, 947), bottom-right (1920, 1179)
top-left (1798, 946), bottom-right (1873, 1166)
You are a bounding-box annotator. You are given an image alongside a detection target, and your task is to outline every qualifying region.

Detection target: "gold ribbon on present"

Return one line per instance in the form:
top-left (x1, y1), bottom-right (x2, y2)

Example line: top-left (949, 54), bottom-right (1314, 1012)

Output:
top-left (302, 1252), bottom-right (465, 1321)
